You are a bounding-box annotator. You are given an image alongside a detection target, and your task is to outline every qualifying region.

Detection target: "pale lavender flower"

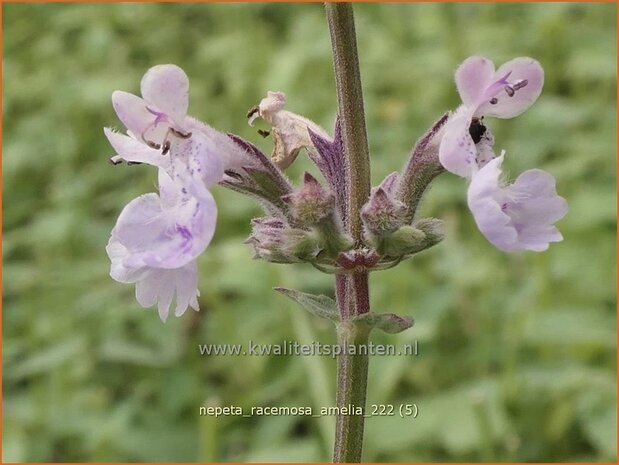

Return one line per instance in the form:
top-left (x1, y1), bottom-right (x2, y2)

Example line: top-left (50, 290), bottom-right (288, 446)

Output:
top-left (106, 64), bottom-right (191, 168)
top-left (105, 64), bottom-right (262, 320)
top-left (105, 64), bottom-right (253, 180)
top-left (106, 169), bottom-right (216, 321)
top-left (439, 56), bottom-right (544, 177)
top-left (467, 154), bottom-right (568, 252)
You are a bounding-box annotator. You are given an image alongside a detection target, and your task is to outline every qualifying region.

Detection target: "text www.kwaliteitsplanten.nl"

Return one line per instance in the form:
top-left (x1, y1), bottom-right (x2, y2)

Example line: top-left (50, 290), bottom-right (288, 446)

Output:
top-left (198, 340), bottom-right (418, 358)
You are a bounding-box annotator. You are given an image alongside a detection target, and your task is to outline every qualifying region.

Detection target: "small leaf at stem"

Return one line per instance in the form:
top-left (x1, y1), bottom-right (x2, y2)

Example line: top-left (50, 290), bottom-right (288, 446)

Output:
top-left (352, 312), bottom-right (414, 334)
top-left (274, 287), bottom-right (340, 322)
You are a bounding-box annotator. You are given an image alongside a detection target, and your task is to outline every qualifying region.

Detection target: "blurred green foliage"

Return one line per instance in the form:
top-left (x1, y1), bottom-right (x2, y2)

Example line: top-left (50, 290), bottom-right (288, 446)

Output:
top-left (3, 2), bottom-right (616, 462)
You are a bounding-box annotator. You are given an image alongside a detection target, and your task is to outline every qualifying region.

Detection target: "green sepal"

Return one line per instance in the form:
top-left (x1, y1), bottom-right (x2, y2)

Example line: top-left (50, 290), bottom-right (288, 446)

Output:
top-left (377, 225), bottom-right (426, 256)
top-left (413, 218), bottom-right (444, 245)
top-left (281, 229), bottom-right (323, 261)
top-left (313, 221), bottom-right (354, 262)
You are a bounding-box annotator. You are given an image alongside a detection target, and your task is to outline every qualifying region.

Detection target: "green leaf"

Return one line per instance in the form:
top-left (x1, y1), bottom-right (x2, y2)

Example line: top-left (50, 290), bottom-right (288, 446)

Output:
top-left (274, 287), bottom-right (340, 322)
top-left (352, 312), bottom-right (414, 334)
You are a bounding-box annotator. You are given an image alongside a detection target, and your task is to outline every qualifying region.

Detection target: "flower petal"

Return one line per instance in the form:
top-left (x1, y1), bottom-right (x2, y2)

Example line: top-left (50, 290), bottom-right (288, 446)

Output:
top-left (140, 64), bottom-right (189, 125)
top-left (476, 57), bottom-right (544, 118)
top-left (509, 168), bottom-right (558, 197)
top-left (133, 262), bottom-right (199, 321)
top-left (135, 269), bottom-right (163, 308)
top-left (438, 107), bottom-right (477, 177)
top-left (506, 169), bottom-right (569, 223)
top-left (157, 168), bottom-right (182, 209)
top-left (467, 155), bottom-right (519, 250)
top-left (106, 238), bottom-right (147, 283)
top-left (112, 91), bottom-right (154, 138)
top-left (455, 56), bottom-right (496, 109)
top-left (186, 117), bottom-right (258, 174)
top-left (169, 131), bottom-right (224, 191)
top-left (111, 189), bottom-right (217, 270)
top-left (111, 193), bottom-right (168, 252)
top-left (513, 224), bottom-right (563, 252)
top-left (468, 157), bottom-right (566, 252)
top-left (157, 278), bottom-right (175, 322)
top-left (104, 128), bottom-right (169, 168)
top-left (173, 261), bottom-right (199, 316)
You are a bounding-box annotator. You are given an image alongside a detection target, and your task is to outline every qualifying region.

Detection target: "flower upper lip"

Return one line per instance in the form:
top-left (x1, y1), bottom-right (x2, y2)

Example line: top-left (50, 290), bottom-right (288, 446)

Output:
top-left (438, 56), bottom-right (544, 178)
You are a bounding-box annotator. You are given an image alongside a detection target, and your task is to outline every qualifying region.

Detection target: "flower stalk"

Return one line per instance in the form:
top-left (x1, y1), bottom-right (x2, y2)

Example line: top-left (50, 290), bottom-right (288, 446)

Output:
top-left (326, 3), bottom-right (372, 462)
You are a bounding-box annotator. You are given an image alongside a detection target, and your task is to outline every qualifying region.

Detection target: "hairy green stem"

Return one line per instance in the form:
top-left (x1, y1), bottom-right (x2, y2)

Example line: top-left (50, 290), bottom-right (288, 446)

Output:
top-left (334, 272), bottom-right (370, 463)
top-left (325, 2), bottom-right (371, 244)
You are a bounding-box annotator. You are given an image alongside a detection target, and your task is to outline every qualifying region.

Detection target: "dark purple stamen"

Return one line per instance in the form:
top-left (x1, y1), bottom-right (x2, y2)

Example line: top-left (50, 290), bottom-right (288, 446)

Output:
top-left (246, 106), bottom-right (259, 120)
top-left (145, 139), bottom-right (161, 150)
top-left (513, 79), bottom-right (528, 91)
top-left (489, 97), bottom-right (498, 105)
top-left (504, 85), bottom-right (515, 97)
top-left (162, 140), bottom-right (171, 155)
top-left (170, 128), bottom-right (192, 139)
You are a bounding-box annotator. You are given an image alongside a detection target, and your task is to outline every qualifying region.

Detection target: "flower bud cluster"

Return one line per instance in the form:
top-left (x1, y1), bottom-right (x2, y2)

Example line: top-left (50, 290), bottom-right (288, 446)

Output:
top-left (246, 172), bottom-right (354, 265)
top-left (243, 92), bottom-right (446, 272)
top-left (246, 217), bottom-right (321, 263)
top-left (285, 172), bottom-right (335, 226)
top-left (360, 173), bottom-right (444, 261)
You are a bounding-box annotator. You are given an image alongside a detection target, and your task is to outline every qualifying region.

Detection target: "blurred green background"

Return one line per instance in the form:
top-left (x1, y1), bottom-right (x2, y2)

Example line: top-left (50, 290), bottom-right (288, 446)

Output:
top-left (3, 2), bottom-right (616, 462)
